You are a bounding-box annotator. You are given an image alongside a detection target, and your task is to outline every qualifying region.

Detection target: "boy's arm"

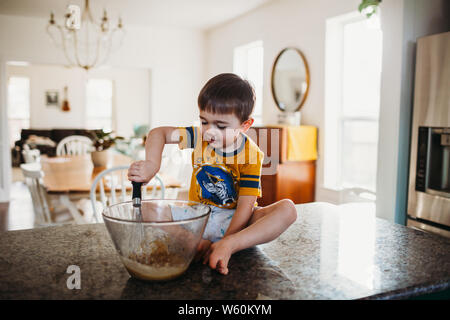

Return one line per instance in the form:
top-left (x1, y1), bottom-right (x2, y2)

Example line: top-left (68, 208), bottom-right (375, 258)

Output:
top-left (144, 126), bottom-right (180, 167)
top-left (223, 195), bottom-right (257, 237)
top-left (128, 126), bottom-right (180, 183)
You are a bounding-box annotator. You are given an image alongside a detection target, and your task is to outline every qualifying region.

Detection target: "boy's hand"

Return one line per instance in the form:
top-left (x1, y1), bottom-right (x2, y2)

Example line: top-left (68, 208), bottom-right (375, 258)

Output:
top-left (127, 160), bottom-right (159, 184)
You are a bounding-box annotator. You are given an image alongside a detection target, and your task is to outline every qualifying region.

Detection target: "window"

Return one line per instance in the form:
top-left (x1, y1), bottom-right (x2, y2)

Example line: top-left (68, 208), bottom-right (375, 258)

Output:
top-left (86, 79), bottom-right (113, 131)
top-left (8, 77), bottom-right (30, 147)
top-left (324, 12), bottom-right (382, 193)
top-left (233, 40), bottom-right (264, 125)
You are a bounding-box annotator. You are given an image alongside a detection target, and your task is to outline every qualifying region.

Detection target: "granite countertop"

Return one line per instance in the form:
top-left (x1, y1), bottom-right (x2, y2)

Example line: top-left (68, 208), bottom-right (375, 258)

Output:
top-left (0, 202), bottom-right (449, 299)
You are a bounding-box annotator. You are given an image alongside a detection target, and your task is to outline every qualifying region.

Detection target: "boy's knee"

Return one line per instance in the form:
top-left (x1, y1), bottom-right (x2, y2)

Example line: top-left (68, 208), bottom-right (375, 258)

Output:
top-left (279, 199), bottom-right (297, 224)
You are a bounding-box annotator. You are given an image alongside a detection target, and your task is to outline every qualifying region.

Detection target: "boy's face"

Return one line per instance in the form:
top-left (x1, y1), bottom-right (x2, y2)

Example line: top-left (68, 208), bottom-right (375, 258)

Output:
top-left (199, 110), bottom-right (253, 149)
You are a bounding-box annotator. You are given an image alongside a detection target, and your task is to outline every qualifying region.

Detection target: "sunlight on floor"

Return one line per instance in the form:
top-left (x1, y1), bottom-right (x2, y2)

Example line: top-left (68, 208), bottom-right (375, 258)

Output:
top-left (7, 181), bottom-right (36, 231)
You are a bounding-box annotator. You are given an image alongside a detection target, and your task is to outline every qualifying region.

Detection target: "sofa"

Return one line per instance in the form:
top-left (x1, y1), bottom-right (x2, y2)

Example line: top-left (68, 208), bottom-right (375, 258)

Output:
top-left (12, 128), bottom-right (100, 166)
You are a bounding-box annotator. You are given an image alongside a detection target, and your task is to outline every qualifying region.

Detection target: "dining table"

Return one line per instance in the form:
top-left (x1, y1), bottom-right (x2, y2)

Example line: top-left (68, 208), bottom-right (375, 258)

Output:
top-left (39, 151), bottom-right (182, 223)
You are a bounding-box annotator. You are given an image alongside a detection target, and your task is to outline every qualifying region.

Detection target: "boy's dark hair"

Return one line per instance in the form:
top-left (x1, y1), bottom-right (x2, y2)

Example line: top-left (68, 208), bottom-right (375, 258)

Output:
top-left (198, 73), bottom-right (255, 123)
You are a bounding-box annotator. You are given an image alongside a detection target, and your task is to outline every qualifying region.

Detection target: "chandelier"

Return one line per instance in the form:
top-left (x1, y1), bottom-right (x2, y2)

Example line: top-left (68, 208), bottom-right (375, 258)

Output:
top-left (46, 0), bottom-right (125, 70)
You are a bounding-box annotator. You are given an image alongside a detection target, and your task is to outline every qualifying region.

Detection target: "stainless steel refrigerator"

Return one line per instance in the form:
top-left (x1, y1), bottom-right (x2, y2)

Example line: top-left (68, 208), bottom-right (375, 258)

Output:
top-left (407, 31), bottom-right (450, 238)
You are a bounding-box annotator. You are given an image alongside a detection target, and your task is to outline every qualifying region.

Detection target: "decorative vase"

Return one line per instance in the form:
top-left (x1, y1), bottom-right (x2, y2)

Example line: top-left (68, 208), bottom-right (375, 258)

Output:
top-left (91, 150), bottom-right (109, 167)
top-left (277, 111), bottom-right (301, 126)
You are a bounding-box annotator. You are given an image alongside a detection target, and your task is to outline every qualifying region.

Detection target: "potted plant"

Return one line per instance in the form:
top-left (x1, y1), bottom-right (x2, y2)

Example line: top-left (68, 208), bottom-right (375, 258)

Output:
top-left (90, 129), bottom-right (124, 167)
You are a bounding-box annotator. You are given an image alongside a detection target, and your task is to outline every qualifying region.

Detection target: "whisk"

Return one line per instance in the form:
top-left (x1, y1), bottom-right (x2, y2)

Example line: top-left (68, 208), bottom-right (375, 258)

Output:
top-left (131, 181), bottom-right (145, 252)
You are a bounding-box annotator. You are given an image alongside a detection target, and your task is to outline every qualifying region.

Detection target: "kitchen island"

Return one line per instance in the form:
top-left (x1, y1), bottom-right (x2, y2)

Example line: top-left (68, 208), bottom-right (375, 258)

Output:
top-left (0, 202), bottom-right (449, 299)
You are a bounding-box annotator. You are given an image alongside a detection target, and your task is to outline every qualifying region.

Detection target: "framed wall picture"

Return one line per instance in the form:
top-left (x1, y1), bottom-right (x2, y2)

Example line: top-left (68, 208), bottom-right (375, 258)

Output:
top-left (45, 90), bottom-right (59, 107)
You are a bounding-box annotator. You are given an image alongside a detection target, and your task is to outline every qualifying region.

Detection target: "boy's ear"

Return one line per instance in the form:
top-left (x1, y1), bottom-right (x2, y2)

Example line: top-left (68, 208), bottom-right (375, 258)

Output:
top-left (240, 118), bottom-right (254, 133)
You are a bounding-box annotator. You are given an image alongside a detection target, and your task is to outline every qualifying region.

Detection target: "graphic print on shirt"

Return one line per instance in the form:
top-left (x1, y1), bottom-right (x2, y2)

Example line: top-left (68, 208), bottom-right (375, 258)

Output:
top-left (195, 165), bottom-right (237, 207)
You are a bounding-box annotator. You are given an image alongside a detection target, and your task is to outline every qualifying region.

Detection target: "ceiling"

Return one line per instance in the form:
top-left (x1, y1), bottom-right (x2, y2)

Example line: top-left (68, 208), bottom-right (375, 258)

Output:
top-left (0, 0), bottom-right (273, 30)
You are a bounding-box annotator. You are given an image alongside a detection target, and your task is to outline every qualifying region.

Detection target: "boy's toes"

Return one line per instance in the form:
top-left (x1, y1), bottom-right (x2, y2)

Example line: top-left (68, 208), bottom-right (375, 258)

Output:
top-left (217, 260), bottom-right (229, 275)
top-left (219, 267), bottom-right (229, 275)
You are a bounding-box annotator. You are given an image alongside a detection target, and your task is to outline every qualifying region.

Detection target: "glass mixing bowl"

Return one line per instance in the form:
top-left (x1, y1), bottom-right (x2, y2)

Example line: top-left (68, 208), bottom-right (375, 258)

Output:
top-left (103, 200), bottom-right (211, 281)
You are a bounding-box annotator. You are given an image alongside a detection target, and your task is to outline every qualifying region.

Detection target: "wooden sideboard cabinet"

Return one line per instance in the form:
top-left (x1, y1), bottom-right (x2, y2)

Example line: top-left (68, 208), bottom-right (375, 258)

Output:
top-left (249, 126), bottom-right (317, 206)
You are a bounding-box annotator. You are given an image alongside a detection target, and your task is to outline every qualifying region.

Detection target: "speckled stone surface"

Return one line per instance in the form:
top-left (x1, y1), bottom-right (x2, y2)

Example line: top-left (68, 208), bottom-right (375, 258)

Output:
top-left (260, 203), bottom-right (450, 299)
top-left (0, 202), bottom-right (449, 299)
top-left (0, 223), bottom-right (297, 300)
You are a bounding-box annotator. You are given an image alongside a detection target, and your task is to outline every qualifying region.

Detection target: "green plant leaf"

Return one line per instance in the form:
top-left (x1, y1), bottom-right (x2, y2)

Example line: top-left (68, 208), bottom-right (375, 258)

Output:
top-left (358, 0), bottom-right (381, 17)
top-left (90, 129), bottom-right (125, 151)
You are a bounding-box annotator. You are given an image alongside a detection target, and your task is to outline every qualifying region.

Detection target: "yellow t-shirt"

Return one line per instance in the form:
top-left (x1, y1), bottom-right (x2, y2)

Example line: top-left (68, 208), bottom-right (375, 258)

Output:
top-left (178, 126), bottom-right (264, 209)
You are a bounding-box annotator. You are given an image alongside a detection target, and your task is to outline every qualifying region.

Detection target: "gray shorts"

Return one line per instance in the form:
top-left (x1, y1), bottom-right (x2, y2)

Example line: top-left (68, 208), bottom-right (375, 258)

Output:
top-left (171, 205), bottom-right (235, 243)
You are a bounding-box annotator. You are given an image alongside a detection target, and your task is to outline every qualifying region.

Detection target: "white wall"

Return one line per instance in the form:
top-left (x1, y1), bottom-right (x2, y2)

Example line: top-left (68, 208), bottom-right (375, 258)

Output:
top-left (89, 67), bottom-right (151, 137)
top-left (375, 0), bottom-right (405, 223)
top-left (6, 64), bottom-right (151, 137)
top-left (205, 0), bottom-right (449, 223)
top-left (7, 64), bottom-right (86, 129)
top-left (204, 0), bottom-right (361, 204)
top-left (0, 13), bottom-right (205, 201)
top-left (0, 14), bottom-right (205, 127)
top-left (0, 55), bottom-right (11, 202)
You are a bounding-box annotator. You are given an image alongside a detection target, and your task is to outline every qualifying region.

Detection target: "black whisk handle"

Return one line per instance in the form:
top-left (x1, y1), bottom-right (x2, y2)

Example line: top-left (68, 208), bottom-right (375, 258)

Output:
top-left (132, 181), bottom-right (142, 202)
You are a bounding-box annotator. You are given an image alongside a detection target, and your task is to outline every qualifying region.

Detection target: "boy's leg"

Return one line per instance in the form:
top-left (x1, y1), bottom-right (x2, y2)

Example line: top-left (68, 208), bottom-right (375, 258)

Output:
top-left (247, 198), bottom-right (297, 236)
top-left (195, 206), bottom-right (229, 261)
top-left (205, 199), bottom-right (297, 274)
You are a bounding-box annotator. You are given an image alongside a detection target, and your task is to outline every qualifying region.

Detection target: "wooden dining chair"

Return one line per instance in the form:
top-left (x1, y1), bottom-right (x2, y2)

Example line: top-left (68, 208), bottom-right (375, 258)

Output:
top-left (89, 165), bottom-right (165, 223)
top-left (56, 135), bottom-right (93, 156)
top-left (22, 144), bottom-right (41, 163)
top-left (20, 163), bottom-right (84, 226)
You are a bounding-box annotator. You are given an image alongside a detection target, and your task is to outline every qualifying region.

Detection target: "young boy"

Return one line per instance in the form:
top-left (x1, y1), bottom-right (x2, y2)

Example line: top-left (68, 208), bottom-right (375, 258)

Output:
top-left (128, 73), bottom-right (297, 275)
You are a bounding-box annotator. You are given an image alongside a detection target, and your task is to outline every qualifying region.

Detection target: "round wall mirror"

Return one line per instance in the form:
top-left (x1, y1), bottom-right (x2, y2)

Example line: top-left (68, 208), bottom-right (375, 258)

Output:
top-left (271, 47), bottom-right (310, 112)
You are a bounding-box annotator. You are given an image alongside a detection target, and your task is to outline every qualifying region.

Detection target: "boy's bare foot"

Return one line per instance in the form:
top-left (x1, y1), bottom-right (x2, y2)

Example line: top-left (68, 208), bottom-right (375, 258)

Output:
top-left (203, 238), bottom-right (235, 275)
top-left (194, 239), bottom-right (212, 262)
